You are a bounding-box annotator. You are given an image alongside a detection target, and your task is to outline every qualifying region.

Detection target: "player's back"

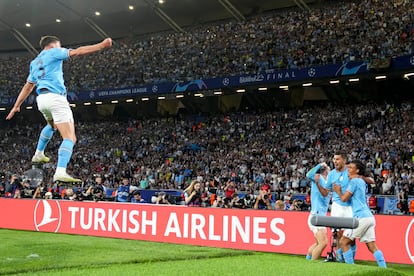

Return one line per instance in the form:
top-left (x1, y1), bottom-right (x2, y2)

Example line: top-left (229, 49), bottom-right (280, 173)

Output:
top-left (348, 178), bottom-right (372, 218)
top-left (29, 48), bottom-right (69, 93)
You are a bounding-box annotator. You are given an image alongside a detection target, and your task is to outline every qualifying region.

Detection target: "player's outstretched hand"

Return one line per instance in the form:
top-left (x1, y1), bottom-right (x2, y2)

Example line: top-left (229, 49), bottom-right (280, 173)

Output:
top-left (6, 106), bottom-right (20, 120)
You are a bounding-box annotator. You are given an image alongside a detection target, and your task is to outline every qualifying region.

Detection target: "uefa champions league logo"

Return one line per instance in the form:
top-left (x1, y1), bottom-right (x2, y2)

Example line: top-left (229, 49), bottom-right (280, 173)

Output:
top-left (308, 68), bottom-right (316, 77)
top-left (222, 78), bottom-right (230, 86)
top-left (410, 56), bottom-right (414, 66)
top-left (152, 85), bottom-right (158, 93)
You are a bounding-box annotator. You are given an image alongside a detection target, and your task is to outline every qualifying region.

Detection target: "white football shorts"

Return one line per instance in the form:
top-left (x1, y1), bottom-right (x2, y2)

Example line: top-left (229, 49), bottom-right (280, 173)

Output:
top-left (36, 93), bottom-right (74, 124)
top-left (343, 217), bottom-right (376, 243)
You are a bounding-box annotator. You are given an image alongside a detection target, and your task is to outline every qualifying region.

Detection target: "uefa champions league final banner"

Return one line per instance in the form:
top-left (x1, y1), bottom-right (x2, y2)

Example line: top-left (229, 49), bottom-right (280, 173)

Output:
top-left (0, 198), bottom-right (413, 265)
top-left (1, 55), bottom-right (413, 106)
top-left (68, 54), bottom-right (414, 102)
top-left (74, 60), bottom-right (372, 102)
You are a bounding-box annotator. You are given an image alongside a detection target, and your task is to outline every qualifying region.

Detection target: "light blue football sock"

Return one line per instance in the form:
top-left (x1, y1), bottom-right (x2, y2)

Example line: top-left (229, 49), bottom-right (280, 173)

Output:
top-left (343, 249), bottom-right (354, 264)
top-left (36, 124), bottom-right (55, 151)
top-left (57, 139), bottom-right (74, 169)
top-left (350, 243), bottom-right (357, 258)
top-left (336, 248), bottom-right (344, 262)
top-left (373, 250), bottom-right (387, 268)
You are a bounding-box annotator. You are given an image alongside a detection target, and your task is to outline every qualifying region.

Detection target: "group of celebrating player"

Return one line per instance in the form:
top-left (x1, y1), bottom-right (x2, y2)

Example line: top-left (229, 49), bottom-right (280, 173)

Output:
top-left (306, 151), bottom-right (387, 267)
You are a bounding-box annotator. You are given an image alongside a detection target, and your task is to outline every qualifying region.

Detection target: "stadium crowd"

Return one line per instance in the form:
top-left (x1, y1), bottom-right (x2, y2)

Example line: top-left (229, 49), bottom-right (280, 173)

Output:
top-left (0, 101), bottom-right (413, 212)
top-left (1, 0), bottom-right (414, 95)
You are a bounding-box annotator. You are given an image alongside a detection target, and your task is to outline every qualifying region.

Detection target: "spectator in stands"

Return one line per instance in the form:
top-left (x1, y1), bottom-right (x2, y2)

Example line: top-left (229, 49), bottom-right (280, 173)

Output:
top-left (139, 176), bottom-right (149, 190)
top-left (0, 100), bottom-right (413, 214)
top-left (274, 200), bottom-right (286, 211)
top-left (224, 180), bottom-right (237, 201)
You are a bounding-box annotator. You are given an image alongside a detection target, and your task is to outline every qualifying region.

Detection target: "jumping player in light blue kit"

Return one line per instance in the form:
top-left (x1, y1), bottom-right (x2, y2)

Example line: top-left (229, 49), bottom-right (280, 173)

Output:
top-left (333, 160), bottom-right (386, 268)
top-left (6, 35), bottom-right (112, 182)
top-left (305, 162), bottom-right (331, 260)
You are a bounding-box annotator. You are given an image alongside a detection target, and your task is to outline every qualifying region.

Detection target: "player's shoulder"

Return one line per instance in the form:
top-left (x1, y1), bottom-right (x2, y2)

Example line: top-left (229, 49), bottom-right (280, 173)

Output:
top-left (350, 177), bottom-right (364, 184)
top-left (327, 169), bottom-right (337, 176)
top-left (46, 47), bottom-right (69, 58)
top-left (52, 47), bottom-right (69, 53)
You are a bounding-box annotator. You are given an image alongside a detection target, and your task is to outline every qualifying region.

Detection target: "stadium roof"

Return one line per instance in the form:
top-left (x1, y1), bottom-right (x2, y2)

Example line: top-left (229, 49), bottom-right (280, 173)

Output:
top-left (0, 0), bottom-right (316, 53)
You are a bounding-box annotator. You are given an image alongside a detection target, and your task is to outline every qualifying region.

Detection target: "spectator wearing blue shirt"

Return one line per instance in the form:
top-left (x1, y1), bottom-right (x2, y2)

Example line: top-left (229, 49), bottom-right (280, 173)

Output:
top-left (333, 160), bottom-right (387, 268)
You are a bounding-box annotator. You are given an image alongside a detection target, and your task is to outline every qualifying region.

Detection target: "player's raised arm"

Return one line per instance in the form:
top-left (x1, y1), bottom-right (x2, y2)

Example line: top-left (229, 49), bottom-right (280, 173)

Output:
top-left (69, 38), bottom-right (112, 57)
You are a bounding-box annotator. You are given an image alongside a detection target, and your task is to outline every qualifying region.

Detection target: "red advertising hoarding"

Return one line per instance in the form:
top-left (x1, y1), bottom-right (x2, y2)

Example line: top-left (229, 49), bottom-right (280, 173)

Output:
top-left (1, 198), bottom-right (412, 264)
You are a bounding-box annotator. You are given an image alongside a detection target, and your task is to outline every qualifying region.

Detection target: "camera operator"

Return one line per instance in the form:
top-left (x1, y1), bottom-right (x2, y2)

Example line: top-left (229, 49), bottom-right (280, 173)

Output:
top-left (230, 193), bottom-right (246, 209)
top-left (21, 179), bottom-right (35, 198)
top-left (32, 183), bottom-right (46, 199)
top-left (289, 199), bottom-right (303, 211)
top-left (90, 176), bottom-right (106, 202)
top-left (71, 187), bottom-right (89, 201)
top-left (62, 188), bottom-right (75, 200)
top-left (153, 192), bottom-right (171, 205)
top-left (5, 174), bottom-right (23, 198)
top-left (183, 180), bottom-right (203, 207)
top-left (224, 180), bottom-right (237, 201)
top-left (212, 196), bottom-right (225, 208)
top-left (83, 184), bottom-right (97, 201)
top-left (242, 190), bottom-right (256, 209)
top-left (253, 189), bottom-right (272, 210)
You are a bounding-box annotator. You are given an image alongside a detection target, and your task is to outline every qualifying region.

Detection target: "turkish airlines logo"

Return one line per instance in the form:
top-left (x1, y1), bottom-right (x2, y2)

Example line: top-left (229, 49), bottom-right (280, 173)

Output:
top-left (34, 200), bottom-right (62, 233)
top-left (406, 218), bottom-right (414, 263)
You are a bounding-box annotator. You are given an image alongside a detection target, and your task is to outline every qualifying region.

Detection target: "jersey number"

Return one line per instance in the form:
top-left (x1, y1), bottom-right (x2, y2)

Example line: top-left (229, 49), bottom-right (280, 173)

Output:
top-left (36, 59), bottom-right (46, 80)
